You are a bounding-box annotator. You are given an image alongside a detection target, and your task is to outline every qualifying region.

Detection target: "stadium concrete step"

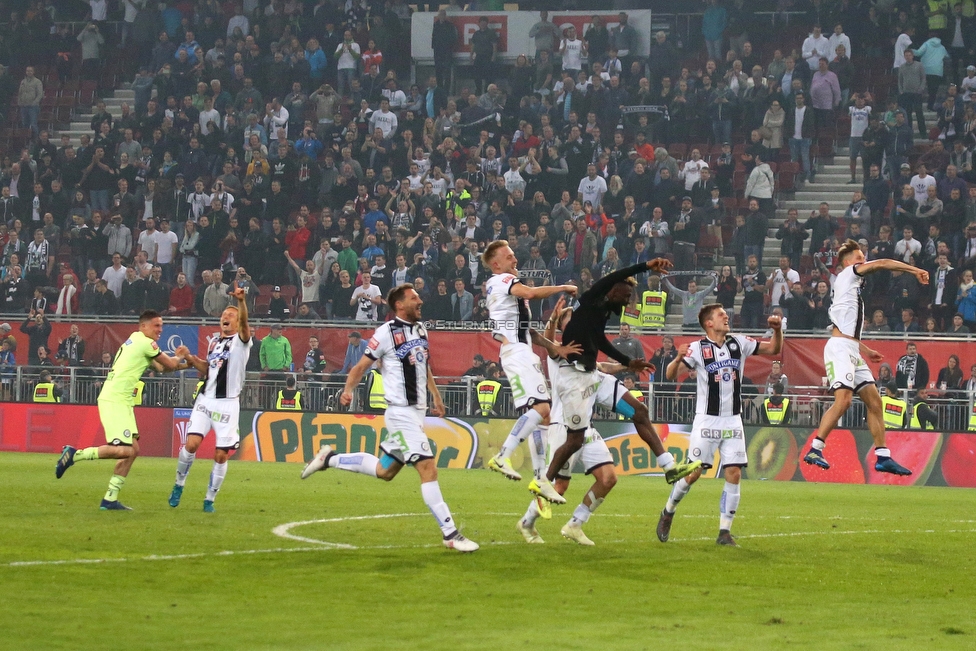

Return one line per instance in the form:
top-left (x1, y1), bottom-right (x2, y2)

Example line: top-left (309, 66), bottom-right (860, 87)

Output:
top-left (53, 88), bottom-right (133, 146)
top-left (793, 191), bottom-right (858, 202)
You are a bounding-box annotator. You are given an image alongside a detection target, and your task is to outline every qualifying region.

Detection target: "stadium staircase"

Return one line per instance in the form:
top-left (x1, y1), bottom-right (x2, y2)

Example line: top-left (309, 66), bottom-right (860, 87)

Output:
top-left (55, 87), bottom-right (134, 148)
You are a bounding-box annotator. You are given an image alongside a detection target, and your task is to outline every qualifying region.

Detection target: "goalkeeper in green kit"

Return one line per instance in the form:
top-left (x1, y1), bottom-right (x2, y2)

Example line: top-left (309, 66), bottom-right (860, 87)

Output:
top-left (56, 310), bottom-right (191, 510)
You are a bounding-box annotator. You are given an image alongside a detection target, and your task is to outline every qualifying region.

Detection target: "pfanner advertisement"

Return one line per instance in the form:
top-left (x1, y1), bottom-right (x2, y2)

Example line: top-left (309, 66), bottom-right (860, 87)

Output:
top-left (1, 404), bottom-right (974, 488)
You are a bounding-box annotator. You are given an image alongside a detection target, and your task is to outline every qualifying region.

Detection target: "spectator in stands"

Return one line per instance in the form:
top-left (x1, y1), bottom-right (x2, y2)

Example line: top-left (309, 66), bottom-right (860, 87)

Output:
top-left (20, 310), bottom-right (50, 364)
top-left (663, 274), bottom-right (718, 332)
top-left (611, 324), bottom-right (645, 362)
top-left (17, 66), bottom-right (42, 138)
top-left (338, 331), bottom-right (367, 376)
top-left (91, 279), bottom-right (118, 315)
top-left (896, 342), bottom-right (930, 390)
top-left (786, 91), bottom-right (816, 183)
top-left (260, 323), bottom-right (292, 374)
top-left (743, 199), bottom-right (768, 268)
top-left (203, 269), bottom-right (229, 317)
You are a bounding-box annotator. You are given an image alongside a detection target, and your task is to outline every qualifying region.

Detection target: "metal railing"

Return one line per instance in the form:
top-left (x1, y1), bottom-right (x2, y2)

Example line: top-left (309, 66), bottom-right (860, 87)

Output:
top-left (3, 368), bottom-right (970, 430)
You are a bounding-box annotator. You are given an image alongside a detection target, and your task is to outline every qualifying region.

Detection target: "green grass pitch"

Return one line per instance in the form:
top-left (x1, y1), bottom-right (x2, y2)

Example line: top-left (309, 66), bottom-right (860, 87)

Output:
top-left (1, 452), bottom-right (974, 651)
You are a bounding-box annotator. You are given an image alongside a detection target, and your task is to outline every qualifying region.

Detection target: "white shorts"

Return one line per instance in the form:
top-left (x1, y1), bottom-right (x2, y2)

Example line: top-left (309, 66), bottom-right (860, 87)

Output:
top-left (188, 395), bottom-right (241, 450)
top-left (499, 342), bottom-right (549, 409)
top-left (380, 405), bottom-right (433, 465)
top-left (688, 414), bottom-right (747, 469)
top-left (824, 337), bottom-right (875, 393)
top-left (556, 365), bottom-right (627, 430)
top-left (548, 423), bottom-right (615, 479)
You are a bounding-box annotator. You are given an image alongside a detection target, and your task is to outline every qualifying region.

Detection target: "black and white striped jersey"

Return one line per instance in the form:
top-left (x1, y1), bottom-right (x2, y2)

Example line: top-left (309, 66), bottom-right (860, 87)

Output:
top-left (202, 334), bottom-right (253, 400)
top-left (365, 318), bottom-right (430, 409)
top-left (681, 335), bottom-right (758, 417)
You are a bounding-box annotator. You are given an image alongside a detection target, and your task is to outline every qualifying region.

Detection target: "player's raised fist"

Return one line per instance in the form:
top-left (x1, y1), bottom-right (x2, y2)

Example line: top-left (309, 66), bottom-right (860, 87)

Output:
top-left (916, 269), bottom-right (930, 284)
top-left (767, 315), bottom-right (783, 330)
top-left (560, 285), bottom-right (578, 296)
top-left (231, 287), bottom-right (246, 300)
top-left (676, 343), bottom-right (690, 357)
top-left (646, 258), bottom-right (672, 274)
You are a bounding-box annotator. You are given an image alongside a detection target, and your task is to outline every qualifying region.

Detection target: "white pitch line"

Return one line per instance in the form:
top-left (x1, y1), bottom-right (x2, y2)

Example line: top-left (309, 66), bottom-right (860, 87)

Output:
top-left (4, 512), bottom-right (974, 568)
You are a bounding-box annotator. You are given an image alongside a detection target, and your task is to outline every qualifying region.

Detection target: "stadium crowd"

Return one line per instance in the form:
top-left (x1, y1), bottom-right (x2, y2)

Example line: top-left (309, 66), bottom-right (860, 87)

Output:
top-left (4, 1), bottom-right (976, 337)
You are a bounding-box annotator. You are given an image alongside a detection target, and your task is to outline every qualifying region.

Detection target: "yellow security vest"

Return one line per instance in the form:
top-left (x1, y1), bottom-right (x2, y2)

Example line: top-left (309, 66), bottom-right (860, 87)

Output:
top-left (881, 396), bottom-right (908, 429)
top-left (928, 0), bottom-right (949, 30)
top-left (445, 188), bottom-right (471, 221)
top-left (33, 382), bottom-right (59, 403)
top-left (620, 304), bottom-right (642, 328)
top-left (968, 401), bottom-right (976, 431)
top-left (909, 402), bottom-right (935, 430)
top-left (639, 291), bottom-right (667, 327)
top-left (192, 380), bottom-right (204, 400)
top-left (131, 380), bottom-right (145, 406)
top-left (477, 380), bottom-right (502, 415)
top-left (962, 0), bottom-right (975, 18)
top-left (763, 397), bottom-right (790, 425)
top-left (618, 388), bottom-right (644, 419)
top-left (276, 390), bottom-right (302, 410)
top-left (368, 369), bottom-right (387, 409)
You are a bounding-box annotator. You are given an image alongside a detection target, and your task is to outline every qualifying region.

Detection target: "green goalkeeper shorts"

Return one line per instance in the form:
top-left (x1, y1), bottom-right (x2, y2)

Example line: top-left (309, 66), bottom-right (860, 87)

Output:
top-left (97, 400), bottom-right (139, 446)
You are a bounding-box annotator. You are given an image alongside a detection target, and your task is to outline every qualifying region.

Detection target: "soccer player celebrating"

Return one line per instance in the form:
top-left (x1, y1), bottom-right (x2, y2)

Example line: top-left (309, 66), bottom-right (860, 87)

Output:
top-left (55, 310), bottom-right (190, 510)
top-left (169, 287), bottom-right (252, 512)
top-left (545, 259), bottom-right (702, 493)
top-left (518, 298), bottom-right (620, 546)
top-left (482, 240), bottom-right (578, 506)
top-left (301, 284), bottom-right (479, 553)
top-left (803, 239), bottom-right (929, 475)
top-left (658, 305), bottom-right (783, 546)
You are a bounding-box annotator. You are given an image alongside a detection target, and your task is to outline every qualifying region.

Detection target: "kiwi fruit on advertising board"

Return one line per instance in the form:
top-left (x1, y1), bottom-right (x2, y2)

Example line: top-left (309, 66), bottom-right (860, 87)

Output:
top-left (746, 428), bottom-right (798, 481)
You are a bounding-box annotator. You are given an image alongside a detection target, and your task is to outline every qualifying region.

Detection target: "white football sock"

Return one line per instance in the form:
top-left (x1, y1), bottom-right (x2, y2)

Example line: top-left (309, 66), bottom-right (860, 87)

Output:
top-left (328, 453), bottom-right (379, 477)
top-left (528, 426), bottom-right (548, 480)
top-left (812, 437), bottom-right (826, 451)
top-left (421, 481), bottom-right (458, 538)
top-left (657, 452), bottom-right (676, 471)
top-left (570, 490), bottom-right (604, 525)
top-left (175, 447), bottom-right (196, 487)
top-left (497, 408), bottom-right (544, 461)
top-left (522, 499), bottom-right (541, 527)
top-left (205, 461), bottom-right (227, 501)
top-left (719, 481), bottom-right (740, 531)
top-left (665, 477), bottom-right (692, 513)
top-left (875, 446), bottom-right (890, 458)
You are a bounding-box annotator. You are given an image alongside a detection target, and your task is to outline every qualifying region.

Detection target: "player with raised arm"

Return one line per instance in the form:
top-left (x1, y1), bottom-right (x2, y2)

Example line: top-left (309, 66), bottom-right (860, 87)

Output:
top-left (168, 287), bottom-right (252, 512)
top-left (803, 239), bottom-right (930, 475)
top-left (301, 284), bottom-right (479, 552)
top-left (545, 259), bottom-right (702, 502)
top-left (55, 310), bottom-right (190, 510)
top-left (658, 305), bottom-right (783, 547)
top-left (517, 298), bottom-right (620, 546)
top-left (481, 240), bottom-right (578, 507)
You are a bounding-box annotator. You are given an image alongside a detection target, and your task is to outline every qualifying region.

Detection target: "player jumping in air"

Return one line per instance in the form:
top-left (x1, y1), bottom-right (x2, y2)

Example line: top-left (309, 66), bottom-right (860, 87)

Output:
top-left (545, 259), bottom-right (702, 491)
top-left (55, 310), bottom-right (190, 510)
top-left (301, 284), bottom-right (479, 552)
top-left (803, 239), bottom-right (929, 475)
top-left (169, 287), bottom-right (252, 512)
top-left (658, 305), bottom-right (783, 546)
top-left (517, 298), bottom-right (621, 546)
top-left (481, 240), bottom-right (579, 507)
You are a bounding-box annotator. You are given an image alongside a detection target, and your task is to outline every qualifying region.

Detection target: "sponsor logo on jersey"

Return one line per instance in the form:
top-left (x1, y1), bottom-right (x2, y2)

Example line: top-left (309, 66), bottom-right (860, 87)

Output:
top-left (367, 337), bottom-right (379, 350)
top-left (151, 341), bottom-right (159, 350)
top-left (704, 358), bottom-right (740, 373)
top-left (393, 331), bottom-right (405, 346)
top-left (702, 346), bottom-right (713, 360)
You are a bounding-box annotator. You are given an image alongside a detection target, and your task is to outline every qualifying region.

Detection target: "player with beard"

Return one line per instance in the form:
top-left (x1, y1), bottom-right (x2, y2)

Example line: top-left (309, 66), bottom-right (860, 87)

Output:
top-left (301, 284), bottom-right (479, 552)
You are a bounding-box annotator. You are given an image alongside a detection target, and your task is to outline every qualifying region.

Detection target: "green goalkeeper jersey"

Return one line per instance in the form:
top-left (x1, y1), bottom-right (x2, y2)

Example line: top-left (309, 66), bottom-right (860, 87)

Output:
top-left (99, 331), bottom-right (161, 404)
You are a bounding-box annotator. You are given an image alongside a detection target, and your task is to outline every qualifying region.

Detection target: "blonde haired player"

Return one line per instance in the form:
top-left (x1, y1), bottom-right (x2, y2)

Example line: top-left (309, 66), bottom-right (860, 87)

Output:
top-left (55, 310), bottom-right (190, 510)
top-left (803, 239), bottom-right (929, 475)
top-left (169, 287), bottom-right (252, 512)
top-left (481, 239), bottom-right (579, 507)
top-left (659, 304), bottom-right (782, 547)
